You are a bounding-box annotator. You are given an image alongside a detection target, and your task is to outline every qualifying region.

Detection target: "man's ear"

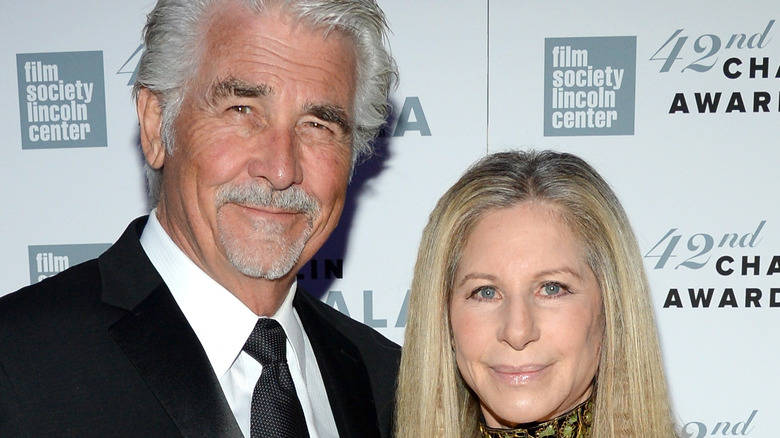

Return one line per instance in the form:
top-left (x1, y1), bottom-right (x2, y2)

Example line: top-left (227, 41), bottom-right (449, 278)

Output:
top-left (136, 87), bottom-right (166, 170)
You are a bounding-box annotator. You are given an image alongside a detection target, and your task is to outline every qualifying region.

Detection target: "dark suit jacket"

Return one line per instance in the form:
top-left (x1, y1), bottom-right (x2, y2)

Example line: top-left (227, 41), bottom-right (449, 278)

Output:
top-left (0, 217), bottom-right (400, 437)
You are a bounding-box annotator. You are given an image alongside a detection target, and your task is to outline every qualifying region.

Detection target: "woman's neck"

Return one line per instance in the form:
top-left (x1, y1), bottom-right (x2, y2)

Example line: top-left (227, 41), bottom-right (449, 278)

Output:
top-left (478, 397), bottom-right (593, 438)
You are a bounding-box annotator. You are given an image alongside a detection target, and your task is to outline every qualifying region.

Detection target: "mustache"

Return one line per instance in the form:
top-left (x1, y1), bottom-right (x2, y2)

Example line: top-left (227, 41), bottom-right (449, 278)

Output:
top-left (215, 183), bottom-right (320, 216)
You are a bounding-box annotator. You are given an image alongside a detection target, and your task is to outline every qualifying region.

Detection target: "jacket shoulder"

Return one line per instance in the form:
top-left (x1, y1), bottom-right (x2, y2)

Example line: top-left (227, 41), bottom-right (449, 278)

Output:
top-left (0, 258), bottom-right (105, 325)
top-left (296, 289), bottom-right (400, 355)
top-left (295, 289), bottom-right (400, 437)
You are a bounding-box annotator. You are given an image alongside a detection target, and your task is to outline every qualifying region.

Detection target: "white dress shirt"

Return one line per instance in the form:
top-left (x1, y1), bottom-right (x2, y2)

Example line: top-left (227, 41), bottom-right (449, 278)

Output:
top-left (140, 211), bottom-right (339, 438)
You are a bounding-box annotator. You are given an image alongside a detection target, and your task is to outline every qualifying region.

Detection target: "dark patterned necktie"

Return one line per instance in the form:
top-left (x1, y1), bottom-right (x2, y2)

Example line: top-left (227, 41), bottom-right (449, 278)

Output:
top-left (243, 318), bottom-right (310, 438)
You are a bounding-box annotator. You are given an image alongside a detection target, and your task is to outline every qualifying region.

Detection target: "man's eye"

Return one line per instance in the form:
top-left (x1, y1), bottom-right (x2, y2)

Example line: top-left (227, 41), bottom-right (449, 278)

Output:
top-left (230, 105), bottom-right (252, 114)
top-left (307, 121), bottom-right (329, 130)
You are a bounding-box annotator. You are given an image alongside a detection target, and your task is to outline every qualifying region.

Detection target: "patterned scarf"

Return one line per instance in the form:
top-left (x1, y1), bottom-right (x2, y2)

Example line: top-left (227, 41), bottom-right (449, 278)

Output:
top-left (478, 398), bottom-right (593, 438)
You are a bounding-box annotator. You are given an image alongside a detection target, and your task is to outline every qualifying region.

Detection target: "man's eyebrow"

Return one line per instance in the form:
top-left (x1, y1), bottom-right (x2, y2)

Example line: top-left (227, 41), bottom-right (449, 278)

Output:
top-left (304, 103), bottom-right (352, 134)
top-left (209, 77), bottom-right (271, 102)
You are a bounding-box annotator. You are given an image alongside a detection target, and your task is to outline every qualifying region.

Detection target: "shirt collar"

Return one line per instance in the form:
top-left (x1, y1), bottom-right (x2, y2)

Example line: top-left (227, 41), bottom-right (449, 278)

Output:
top-left (139, 210), bottom-right (307, 378)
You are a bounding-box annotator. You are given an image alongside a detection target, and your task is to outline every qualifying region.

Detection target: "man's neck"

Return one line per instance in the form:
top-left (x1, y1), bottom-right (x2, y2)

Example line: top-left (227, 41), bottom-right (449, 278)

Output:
top-left (152, 208), bottom-right (297, 316)
top-left (225, 274), bottom-right (296, 317)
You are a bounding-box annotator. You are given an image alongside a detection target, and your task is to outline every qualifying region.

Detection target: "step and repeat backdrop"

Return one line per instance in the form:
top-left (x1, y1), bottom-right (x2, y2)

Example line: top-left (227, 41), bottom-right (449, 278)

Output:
top-left (2, 0), bottom-right (777, 435)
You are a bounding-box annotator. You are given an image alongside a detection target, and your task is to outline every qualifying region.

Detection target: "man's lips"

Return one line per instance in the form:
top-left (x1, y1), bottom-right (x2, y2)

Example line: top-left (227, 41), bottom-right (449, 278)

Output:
top-left (230, 202), bottom-right (303, 216)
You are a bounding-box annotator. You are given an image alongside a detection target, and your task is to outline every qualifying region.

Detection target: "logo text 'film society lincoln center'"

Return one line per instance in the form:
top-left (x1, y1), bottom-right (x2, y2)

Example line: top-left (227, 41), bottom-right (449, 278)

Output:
top-left (17, 51), bottom-right (107, 149)
top-left (545, 36), bottom-right (637, 136)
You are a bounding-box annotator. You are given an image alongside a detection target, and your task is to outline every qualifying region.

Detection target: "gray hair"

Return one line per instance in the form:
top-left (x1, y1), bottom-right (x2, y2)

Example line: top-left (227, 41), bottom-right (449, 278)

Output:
top-left (132, 0), bottom-right (397, 205)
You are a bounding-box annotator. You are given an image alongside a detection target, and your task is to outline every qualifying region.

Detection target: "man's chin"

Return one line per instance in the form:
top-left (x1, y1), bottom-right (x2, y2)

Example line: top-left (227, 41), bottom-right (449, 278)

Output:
top-left (223, 239), bottom-right (306, 281)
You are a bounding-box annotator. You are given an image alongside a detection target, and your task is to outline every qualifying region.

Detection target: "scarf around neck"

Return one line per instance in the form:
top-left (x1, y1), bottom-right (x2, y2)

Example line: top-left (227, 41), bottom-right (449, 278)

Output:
top-left (478, 397), bottom-right (593, 438)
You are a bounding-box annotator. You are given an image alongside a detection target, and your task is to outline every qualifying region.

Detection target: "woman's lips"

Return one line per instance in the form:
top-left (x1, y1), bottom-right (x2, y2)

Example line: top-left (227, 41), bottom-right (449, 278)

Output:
top-left (489, 364), bottom-right (550, 385)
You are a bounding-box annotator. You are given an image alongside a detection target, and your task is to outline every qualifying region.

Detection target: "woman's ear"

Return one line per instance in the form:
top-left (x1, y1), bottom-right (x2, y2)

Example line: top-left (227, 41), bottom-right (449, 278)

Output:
top-left (136, 87), bottom-right (166, 170)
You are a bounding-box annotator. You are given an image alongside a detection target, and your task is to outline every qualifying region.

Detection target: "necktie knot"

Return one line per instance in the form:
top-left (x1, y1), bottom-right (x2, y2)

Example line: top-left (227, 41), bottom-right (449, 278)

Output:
top-left (243, 318), bottom-right (287, 365)
top-left (242, 318), bottom-right (310, 437)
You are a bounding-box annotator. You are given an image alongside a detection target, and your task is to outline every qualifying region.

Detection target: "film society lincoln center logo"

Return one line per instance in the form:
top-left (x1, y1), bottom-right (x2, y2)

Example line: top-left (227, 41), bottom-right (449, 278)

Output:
top-left (29, 243), bottom-right (110, 284)
top-left (16, 51), bottom-right (107, 149)
top-left (544, 36), bottom-right (636, 136)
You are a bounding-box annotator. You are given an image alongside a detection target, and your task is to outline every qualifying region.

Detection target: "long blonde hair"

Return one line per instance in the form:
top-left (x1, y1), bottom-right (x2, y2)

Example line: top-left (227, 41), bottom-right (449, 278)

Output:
top-left (396, 150), bottom-right (678, 437)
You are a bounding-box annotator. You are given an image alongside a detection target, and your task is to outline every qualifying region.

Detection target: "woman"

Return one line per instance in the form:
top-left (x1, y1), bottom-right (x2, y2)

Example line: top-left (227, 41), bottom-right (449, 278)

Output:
top-left (396, 150), bottom-right (678, 437)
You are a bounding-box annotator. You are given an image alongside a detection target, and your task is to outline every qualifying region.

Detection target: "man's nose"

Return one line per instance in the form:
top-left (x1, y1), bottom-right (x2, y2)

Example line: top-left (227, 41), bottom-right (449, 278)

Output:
top-left (247, 126), bottom-right (303, 190)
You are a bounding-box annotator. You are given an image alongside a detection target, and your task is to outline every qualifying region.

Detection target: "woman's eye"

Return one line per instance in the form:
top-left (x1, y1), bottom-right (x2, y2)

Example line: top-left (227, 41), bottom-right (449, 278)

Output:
top-left (471, 286), bottom-right (498, 300)
top-left (541, 282), bottom-right (566, 297)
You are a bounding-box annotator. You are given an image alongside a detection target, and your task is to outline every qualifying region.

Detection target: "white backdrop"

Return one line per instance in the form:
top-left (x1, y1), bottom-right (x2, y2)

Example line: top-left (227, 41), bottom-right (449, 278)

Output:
top-left (2, 1), bottom-right (778, 436)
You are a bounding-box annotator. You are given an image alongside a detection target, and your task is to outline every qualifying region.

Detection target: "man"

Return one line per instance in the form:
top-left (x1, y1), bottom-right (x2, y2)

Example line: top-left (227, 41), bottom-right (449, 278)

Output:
top-left (0, 0), bottom-right (399, 437)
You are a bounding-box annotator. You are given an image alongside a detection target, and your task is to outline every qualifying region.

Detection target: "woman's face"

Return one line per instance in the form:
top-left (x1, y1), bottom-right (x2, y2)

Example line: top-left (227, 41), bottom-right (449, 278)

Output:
top-left (450, 202), bottom-right (603, 428)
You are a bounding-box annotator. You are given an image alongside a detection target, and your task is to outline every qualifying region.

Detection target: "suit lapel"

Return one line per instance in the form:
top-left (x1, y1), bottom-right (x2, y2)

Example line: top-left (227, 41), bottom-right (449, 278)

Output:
top-left (100, 217), bottom-right (243, 438)
top-left (108, 285), bottom-right (243, 438)
top-left (294, 290), bottom-right (382, 438)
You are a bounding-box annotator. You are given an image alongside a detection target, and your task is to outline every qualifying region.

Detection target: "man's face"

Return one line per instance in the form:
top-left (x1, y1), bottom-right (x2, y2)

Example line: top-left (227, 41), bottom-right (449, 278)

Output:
top-left (149, 3), bottom-right (357, 289)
